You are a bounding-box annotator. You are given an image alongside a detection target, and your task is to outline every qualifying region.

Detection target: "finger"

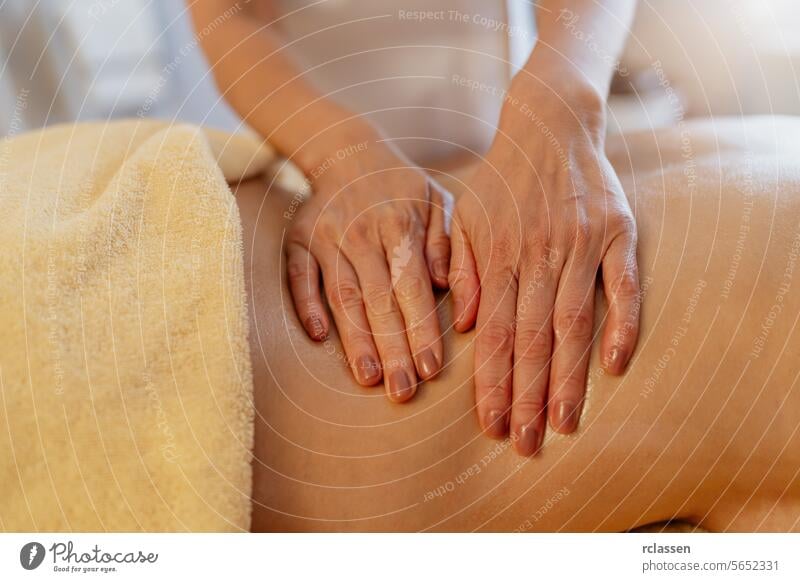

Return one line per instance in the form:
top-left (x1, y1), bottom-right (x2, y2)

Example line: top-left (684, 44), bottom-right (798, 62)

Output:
top-left (474, 269), bottom-right (517, 439)
top-left (425, 181), bottom-right (451, 289)
top-left (548, 258), bottom-right (597, 435)
top-left (318, 248), bottom-right (382, 387)
top-left (601, 231), bottom-right (641, 375)
top-left (448, 216), bottom-right (480, 332)
top-left (510, 252), bottom-right (558, 456)
top-left (347, 249), bottom-right (418, 403)
top-left (286, 242), bottom-right (329, 341)
top-left (384, 230), bottom-right (443, 381)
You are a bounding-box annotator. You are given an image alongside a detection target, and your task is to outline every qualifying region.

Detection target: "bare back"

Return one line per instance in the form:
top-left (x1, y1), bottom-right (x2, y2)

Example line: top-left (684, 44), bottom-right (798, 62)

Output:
top-left (239, 117), bottom-right (800, 532)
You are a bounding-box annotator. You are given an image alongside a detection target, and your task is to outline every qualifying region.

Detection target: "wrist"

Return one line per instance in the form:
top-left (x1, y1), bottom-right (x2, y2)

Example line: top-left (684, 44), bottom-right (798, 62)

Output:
top-left (293, 108), bottom-right (381, 178)
top-left (523, 38), bottom-right (616, 95)
top-left (503, 66), bottom-right (607, 144)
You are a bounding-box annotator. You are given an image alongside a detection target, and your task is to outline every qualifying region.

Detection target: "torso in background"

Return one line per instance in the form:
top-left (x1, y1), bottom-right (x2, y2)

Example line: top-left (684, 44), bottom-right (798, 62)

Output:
top-left (271, 0), bottom-right (536, 162)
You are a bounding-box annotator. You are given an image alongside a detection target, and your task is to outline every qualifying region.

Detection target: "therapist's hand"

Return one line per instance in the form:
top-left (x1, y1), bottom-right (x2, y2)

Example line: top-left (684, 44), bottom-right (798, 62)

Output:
top-left (287, 123), bottom-right (452, 403)
top-left (450, 69), bottom-right (640, 456)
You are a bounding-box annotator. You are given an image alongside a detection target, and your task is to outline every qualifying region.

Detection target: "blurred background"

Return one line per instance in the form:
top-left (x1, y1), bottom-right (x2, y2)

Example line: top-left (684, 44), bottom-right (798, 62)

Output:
top-left (1, 0), bottom-right (799, 140)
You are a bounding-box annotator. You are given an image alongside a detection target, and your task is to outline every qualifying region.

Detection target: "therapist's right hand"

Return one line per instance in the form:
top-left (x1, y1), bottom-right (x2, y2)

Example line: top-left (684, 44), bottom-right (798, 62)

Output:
top-left (286, 122), bottom-right (452, 403)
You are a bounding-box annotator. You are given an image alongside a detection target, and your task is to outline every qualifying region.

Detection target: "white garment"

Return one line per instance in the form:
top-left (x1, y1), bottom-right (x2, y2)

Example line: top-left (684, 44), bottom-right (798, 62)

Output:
top-left (272, 0), bottom-right (536, 161)
top-left (0, 1), bottom-right (241, 134)
top-left (0, 1), bottom-right (535, 161)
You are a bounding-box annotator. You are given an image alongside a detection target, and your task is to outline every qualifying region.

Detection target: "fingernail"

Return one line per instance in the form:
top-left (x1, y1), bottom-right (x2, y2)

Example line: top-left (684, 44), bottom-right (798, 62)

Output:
top-left (483, 409), bottom-right (508, 439)
top-left (304, 315), bottom-right (326, 341)
top-left (453, 298), bottom-right (465, 327)
top-left (433, 259), bottom-right (449, 283)
top-left (516, 422), bottom-right (541, 456)
top-left (555, 401), bottom-right (581, 434)
top-left (388, 370), bottom-right (416, 402)
top-left (356, 355), bottom-right (381, 385)
top-left (607, 346), bottom-right (628, 374)
top-left (416, 348), bottom-right (440, 380)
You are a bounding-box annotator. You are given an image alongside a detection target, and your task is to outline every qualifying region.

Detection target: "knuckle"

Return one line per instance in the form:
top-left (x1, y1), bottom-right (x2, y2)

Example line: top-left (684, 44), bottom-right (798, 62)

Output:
top-left (515, 326), bottom-right (552, 364)
top-left (552, 375), bottom-right (584, 397)
top-left (554, 307), bottom-right (593, 342)
top-left (514, 394), bottom-right (547, 415)
top-left (478, 383), bottom-right (512, 404)
top-left (610, 268), bottom-right (640, 300)
top-left (345, 339), bottom-right (375, 358)
top-left (427, 233), bottom-right (450, 254)
top-left (383, 212), bottom-right (413, 235)
top-left (484, 266), bottom-right (518, 299)
top-left (362, 282), bottom-right (399, 317)
top-left (523, 232), bottom-right (551, 255)
top-left (286, 260), bottom-right (308, 284)
top-left (393, 273), bottom-right (428, 304)
top-left (612, 210), bottom-right (637, 235)
top-left (317, 219), bottom-right (341, 243)
top-left (327, 280), bottom-right (362, 311)
top-left (381, 351), bottom-right (412, 373)
top-left (448, 264), bottom-right (476, 289)
top-left (490, 235), bottom-right (520, 264)
top-left (343, 221), bottom-right (371, 247)
top-left (480, 320), bottom-right (516, 356)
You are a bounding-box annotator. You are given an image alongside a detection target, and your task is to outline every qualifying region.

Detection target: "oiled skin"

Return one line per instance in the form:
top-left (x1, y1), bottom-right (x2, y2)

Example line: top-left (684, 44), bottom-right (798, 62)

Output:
top-left (238, 118), bottom-right (800, 532)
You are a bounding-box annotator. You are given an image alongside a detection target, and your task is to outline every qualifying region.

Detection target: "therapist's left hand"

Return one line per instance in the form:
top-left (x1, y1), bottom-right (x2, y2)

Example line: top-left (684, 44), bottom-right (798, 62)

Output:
top-left (449, 67), bottom-right (641, 457)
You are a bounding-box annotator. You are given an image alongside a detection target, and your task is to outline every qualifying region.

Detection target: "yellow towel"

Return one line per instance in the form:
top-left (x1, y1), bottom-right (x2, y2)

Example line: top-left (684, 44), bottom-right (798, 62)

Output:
top-left (0, 120), bottom-right (272, 531)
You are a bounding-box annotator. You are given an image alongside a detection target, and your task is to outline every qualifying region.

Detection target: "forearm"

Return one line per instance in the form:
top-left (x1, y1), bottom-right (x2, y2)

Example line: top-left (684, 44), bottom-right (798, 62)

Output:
top-left (528, 0), bottom-right (636, 95)
top-left (189, 0), bottom-right (375, 174)
top-left (494, 1), bottom-right (637, 150)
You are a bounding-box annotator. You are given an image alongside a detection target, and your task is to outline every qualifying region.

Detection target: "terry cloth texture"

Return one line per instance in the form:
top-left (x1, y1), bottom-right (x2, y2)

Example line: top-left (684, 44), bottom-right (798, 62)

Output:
top-left (0, 120), bottom-right (272, 531)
